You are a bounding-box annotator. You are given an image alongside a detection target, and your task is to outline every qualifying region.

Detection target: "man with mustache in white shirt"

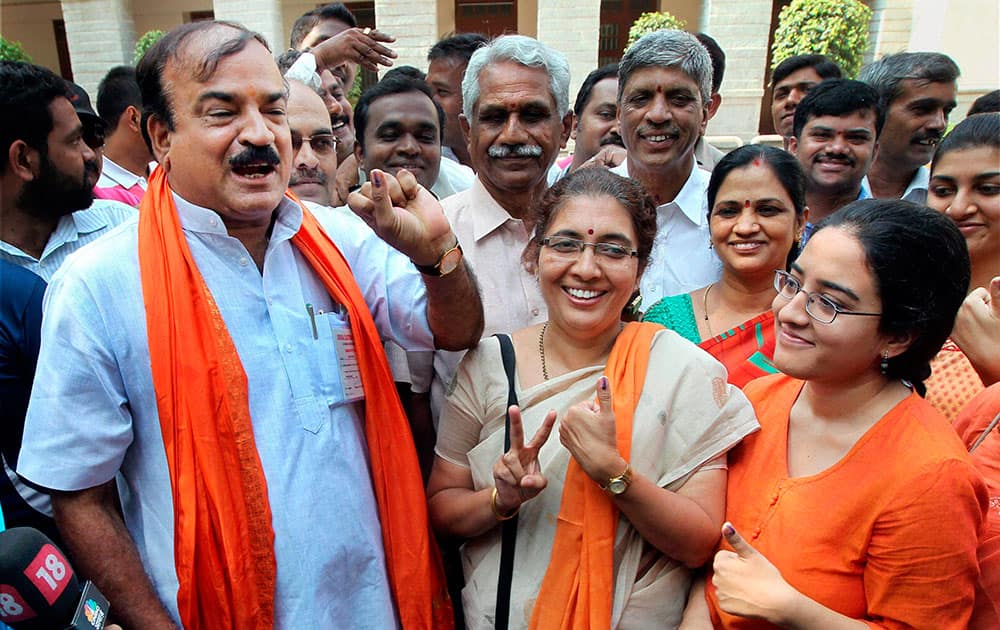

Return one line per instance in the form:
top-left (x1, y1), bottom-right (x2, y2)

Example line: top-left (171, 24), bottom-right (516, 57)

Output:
top-left (611, 30), bottom-right (722, 308)
top-left (859, 52), bottom-right (959, 205)
top-left (429, 35), bottom-right (573, 420)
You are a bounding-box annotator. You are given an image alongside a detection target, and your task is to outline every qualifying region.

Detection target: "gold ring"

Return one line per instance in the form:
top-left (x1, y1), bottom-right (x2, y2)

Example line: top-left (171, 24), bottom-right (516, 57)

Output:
top-left (362, 27), bottom-right (372, 36)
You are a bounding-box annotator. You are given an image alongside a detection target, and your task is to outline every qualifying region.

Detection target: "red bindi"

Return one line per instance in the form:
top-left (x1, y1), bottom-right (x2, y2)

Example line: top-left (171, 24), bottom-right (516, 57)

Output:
top-left (587, 228), bottom-right (594, 235)
top-left (744, 199), bottom-right (751, 208)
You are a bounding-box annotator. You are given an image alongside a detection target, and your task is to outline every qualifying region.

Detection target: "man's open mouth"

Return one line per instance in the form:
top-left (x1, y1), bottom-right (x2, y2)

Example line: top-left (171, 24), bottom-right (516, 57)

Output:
top-left (232, 163), bottom-right (276, 178)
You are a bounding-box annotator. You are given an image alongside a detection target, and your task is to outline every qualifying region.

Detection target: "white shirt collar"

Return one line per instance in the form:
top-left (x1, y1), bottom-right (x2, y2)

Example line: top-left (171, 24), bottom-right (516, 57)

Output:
top-left (172, 192), bottom-right (302, 243)
top-left (99, 157), bottom-right (147, 190)
top-left (613, 158), bottom-right (708, 226)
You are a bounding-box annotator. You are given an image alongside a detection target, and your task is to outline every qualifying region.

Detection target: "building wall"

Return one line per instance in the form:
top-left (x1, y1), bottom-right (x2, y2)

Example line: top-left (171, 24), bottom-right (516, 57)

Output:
top-left (915, 0), bottom-right (998, 118)
top-left (867, 0), bottom-right (914, 62)
top-left (376, 0), bottom-right (437, 71)
top-left (537, 0), bottom-right (600, 114)
top-left (661, 0), bottom-right (702, 31)
top-left (702, 0), bottom-right (774, 139)
top-left (1, 1), bottom-right (64, 73)
top-left (132, 0), bottom-right (212, 40)
top-left (61, 0), bottom-right (138, 96)
top-left (5, 0), bottom-right (997, 137)
top-left (518, 0), bottom-right (537, 37)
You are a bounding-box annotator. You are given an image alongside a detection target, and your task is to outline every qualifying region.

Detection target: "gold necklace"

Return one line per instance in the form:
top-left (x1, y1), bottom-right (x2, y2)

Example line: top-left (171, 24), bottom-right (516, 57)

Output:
top-left (702, 283), bottom-right (715, 338)
top-left (538, 322), bottom-right (549, 380)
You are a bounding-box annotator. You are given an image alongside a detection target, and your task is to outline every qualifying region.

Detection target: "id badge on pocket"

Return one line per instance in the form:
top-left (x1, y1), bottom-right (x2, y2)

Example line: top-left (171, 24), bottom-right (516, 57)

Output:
top-left (332, 322), bottom-right (365, 403)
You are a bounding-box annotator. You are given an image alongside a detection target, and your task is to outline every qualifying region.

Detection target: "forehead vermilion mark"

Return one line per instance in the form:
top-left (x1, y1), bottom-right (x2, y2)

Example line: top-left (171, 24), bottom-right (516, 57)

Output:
top-left (744, 199), bottom-right (751, 208)
top-left (753, 159), bottom-right (762, 167)
top-left (587, 228), bottom-right (594, 235)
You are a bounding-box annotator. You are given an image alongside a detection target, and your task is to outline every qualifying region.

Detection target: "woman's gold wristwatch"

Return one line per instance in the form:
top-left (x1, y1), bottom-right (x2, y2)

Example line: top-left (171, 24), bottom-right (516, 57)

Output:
top-left (601, 463), bottom-right (633, 496)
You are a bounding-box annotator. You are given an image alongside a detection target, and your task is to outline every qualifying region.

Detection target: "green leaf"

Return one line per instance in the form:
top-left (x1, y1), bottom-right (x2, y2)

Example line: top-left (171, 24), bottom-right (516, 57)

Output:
top-left (770, 0), bottom-right (872, 77)
top-left (625, 11), bottom-right (688, 52)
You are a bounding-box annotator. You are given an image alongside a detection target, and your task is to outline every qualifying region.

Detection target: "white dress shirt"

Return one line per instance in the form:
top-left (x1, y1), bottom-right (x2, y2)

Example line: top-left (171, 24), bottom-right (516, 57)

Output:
top-left (612, 160), bottom-right (722, 302)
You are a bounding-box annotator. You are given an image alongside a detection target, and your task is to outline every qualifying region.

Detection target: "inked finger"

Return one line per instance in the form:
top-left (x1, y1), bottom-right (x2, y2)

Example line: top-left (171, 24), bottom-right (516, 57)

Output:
top-left (722, 522), bottom-right (759, 559)
top-left (367, 170), bottom-right (396, 228)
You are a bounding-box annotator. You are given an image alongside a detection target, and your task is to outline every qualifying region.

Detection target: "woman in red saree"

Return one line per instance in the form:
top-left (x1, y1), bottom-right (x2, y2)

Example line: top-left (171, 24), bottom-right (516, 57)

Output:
top-left (643, 145), bottom-right (807, 387)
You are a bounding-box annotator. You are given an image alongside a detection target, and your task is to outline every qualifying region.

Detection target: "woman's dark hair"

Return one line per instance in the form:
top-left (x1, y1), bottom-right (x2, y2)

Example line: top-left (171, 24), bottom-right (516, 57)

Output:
top-left (707, 144), bottom-right (808, 268)
top-left (931, 112), bottom-right (1000, 173)
top-left (814, 199), bottom-right (970, 395)
top-left (522, 167), bottom-right (657, 274)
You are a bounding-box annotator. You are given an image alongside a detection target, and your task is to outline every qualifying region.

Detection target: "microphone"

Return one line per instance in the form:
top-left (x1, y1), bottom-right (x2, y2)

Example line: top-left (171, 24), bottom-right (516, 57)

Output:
top-left (0, 527), bottom-right (110, 629)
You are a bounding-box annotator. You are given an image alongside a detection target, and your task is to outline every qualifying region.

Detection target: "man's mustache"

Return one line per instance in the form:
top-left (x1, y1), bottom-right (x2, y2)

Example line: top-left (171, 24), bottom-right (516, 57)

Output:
top-left (487, 144), bottom-right (543, 158)
top-left (290, 167), bottom-right (328, 185)
top-left (600, 132), bottom-right (625, 148)
top-left (815, 152), bottom-right (855, 167)
top-left (229, 145), bottom-right (281, 168)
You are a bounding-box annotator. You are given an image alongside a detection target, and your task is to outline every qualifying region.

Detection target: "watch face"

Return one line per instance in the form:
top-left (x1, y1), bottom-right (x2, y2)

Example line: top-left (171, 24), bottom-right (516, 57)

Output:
top-left (439, 247), bottom-right (462, 275)
top-left (608, 479), bottom-right (627, 495)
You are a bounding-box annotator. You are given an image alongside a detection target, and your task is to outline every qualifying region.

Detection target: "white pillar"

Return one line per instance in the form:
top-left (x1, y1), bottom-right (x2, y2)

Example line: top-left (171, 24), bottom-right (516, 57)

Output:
top-left (60, 0), bottom-right (137, 98)
top-left (213, 0), bottom-right (283, 54)
top-left (536, 0), bottom-right (601, 113)
top-left (374, 0), bottom-right (438, 73)
top-left (701, 0), bottom-right (773, 140)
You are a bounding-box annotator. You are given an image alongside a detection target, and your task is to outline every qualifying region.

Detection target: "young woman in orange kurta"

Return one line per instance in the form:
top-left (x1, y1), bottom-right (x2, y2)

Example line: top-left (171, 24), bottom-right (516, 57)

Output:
top-left (681, 201), bottom-right (989, 629)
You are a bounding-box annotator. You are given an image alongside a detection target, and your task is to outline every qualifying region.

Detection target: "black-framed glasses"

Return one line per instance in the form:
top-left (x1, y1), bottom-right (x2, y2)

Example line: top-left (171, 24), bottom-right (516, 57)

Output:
top-left (291, 133), bottom-right (338, 157)
top-left (540, 236), bottom-right (638, 261)
top-left (773, 270), bottom-right (882, 324)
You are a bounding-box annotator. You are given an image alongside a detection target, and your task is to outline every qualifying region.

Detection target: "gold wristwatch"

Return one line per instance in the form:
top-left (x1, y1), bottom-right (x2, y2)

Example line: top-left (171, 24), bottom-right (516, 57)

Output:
top-left (601, 463), bottom-right (633, 496)
top-left (414, 241), bottom-right (463, 277)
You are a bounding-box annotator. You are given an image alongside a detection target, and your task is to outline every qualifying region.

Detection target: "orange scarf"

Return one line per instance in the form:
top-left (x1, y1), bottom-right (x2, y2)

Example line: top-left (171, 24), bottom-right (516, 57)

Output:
top-left (529, 321), bottom-right (660, 629)
top-left (138, 168), bottom-right (452, 629)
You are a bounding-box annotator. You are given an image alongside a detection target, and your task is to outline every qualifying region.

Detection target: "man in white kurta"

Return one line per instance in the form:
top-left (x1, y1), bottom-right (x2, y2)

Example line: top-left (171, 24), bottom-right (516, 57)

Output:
top-left (20, 196), bottom-right (431, 626)
top-left (17, 22), bottom-right (483, 629)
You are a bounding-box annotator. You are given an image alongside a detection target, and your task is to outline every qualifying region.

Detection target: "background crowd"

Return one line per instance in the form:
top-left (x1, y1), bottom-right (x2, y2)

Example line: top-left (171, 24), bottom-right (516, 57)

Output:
top-left (0, 2), bottom-right (998, 629)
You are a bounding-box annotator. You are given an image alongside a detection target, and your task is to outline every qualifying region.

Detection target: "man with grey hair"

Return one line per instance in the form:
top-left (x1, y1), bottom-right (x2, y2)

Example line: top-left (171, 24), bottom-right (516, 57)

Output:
top-left (429, 34), bottom-right (572, 417)
top-left (612, 29), bottom-right (721, 306)
top-left (860, 52), bottom-right (959, 203)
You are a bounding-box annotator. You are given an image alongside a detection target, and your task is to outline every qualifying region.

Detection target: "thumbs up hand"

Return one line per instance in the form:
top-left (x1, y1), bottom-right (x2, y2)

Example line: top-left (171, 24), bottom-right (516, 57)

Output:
top-left (712, 522), bottom-right (798, 622)
top-left (559, 376), bottom-right (625, 483)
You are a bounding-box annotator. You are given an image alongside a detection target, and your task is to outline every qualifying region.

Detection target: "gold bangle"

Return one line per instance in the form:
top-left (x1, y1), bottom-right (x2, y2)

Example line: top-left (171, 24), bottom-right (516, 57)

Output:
top-left (491, 487), bottom-right (519, 521)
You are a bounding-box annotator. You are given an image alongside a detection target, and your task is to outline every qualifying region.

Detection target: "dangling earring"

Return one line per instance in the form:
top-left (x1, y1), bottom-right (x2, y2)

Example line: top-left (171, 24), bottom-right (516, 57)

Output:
top-left (625, 290), bottom-right (643, 319)
top-left (880, 350), bottom-right (890, 375)
top-left (708, 241), bottom-right (714, 250)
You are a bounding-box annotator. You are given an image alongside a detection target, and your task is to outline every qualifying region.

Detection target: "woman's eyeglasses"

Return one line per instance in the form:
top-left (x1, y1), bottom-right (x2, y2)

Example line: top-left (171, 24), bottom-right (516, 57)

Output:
top-left (773, 270), bottom-right (882, 324)
top-left (540, 236), bottom-right (638, 261)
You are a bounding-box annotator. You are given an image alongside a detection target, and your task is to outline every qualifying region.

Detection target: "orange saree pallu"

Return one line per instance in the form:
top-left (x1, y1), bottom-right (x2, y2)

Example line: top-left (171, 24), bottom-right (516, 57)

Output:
top-left (529, 321), bottom-right (660, 629)
top-left (138, 168), bottom-right (451, 629)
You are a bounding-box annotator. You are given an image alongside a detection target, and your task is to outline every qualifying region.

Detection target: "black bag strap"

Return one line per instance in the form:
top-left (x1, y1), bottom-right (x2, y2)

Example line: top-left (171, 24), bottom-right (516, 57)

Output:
top-left (493, 333), bottom-right (519, 630)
